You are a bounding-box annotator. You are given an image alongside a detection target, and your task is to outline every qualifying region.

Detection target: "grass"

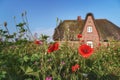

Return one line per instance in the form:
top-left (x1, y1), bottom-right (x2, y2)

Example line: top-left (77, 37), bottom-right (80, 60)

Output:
top-left (0, 41), bottom-right (120, 80)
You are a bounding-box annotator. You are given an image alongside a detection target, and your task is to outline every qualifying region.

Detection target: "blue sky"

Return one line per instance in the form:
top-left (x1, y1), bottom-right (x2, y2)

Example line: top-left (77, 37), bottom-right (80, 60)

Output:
top-left (0, 0), bottom-right (120, 39)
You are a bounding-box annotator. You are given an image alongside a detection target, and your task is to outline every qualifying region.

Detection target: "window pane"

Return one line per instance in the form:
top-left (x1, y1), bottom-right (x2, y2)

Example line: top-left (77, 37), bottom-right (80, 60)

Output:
top-left (87, 26), bottom-right (92, 32)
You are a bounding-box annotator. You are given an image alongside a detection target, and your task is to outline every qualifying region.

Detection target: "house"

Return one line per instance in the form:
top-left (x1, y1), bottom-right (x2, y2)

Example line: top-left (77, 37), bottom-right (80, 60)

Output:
top-left (53, 13), bottom-right (120, 48)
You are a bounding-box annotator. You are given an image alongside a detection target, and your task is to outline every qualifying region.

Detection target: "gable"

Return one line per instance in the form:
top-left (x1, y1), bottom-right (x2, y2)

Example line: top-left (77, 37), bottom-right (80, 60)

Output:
top-left (82, 14), bottom-right (99, 37)
top-left (82, 13), bottom-right (100, 45)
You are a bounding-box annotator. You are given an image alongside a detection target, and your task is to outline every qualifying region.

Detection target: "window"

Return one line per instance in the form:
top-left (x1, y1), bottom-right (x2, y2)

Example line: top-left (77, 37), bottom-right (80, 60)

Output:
top-left (87, 41), bottom-right (93, 48)
top-left (87, 26), bottom-right (92, 32)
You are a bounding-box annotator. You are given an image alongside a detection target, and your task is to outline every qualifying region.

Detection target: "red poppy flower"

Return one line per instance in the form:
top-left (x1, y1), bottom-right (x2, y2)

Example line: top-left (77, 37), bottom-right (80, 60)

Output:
top-left (107, 43), bottom-right (109, 47)
top-left (81, 40), bottom-right (84, 42)
top-left (98, 43), bottom-right (101, 46)
top-left (53, 42), bottom-right (59, 51)
top-left (78, 44), bottom-right (93, 58)
top-left (72, 64), bottom-right (80, 72)
top-left (77, 34), bottom-right (82, 38)
top-left (34, 40), bottom-right (43, 45)
top-left (47, 42), bottom-right (59, 53)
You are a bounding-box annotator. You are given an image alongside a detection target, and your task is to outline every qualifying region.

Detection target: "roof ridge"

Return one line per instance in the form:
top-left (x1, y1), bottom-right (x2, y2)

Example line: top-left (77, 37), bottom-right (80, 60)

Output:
top-left (63, 19), bottom-right (108, 21)
top-left (95, 19), bottom-right (107, 20)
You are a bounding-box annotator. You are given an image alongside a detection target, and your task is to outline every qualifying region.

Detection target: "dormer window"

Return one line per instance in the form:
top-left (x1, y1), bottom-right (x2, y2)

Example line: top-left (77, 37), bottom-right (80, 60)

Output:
top-left (87, 26), bottom-right (92, 32)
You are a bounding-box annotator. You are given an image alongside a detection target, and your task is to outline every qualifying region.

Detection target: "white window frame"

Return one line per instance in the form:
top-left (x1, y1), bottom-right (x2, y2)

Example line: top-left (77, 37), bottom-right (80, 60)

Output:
top-left (87, 41), bottom-right (93, 48)
top-left (87, 26), bottom-right (92, 32)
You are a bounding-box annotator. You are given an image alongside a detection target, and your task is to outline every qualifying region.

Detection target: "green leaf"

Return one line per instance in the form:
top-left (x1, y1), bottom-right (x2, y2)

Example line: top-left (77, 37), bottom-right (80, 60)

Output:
top-left (26, 71), bottom-right (40, 78)
top-left (31, 54), bottom-right (39, 61)
top-left (3, 31), bottom-right (8, 34)
top-left (23, 56), bottom-right (29, 62)
top-left (20, 66), bottom-right (39, 78)
top-left (16, 22), bottom-right (26, 27)
top-left (24, 78), bottom-right (32, 80)
top-left (20, 66), bottom-right (33, 73)
top-left (26, 66), bottom-right (33, 73)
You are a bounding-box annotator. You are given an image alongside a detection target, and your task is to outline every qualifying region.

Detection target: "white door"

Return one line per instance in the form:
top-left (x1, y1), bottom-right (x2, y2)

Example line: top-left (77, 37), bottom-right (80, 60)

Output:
top-left (87, 41), bottom-right (93, 48)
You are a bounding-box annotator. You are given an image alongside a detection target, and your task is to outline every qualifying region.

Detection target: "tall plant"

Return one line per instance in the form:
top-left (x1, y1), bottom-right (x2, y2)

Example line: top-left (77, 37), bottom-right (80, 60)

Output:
top-left (14, 11), bottom-right (33, 41)
top-left (21, 11), bottom-right (34, 40)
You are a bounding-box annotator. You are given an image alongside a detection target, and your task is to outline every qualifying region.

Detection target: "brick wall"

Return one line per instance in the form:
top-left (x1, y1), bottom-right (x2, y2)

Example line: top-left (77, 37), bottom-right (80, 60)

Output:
top-left (82, 15), bottom-right (100, 47)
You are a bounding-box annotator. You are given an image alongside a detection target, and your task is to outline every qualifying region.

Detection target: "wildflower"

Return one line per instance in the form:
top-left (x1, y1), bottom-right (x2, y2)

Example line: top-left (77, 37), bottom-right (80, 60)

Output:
top-left (34, 61), bottom-right (38, 65)
top-left (60, 61), bottom-right (65, 65)
top-left (47, 42), bottom-right (59, 53)
top-left (77, 34), bottom-right (82, 38)
top-left (98, 43), bottom-right (101, 46)
top-left (78, 44), bottom-right (93, 58)
top-left (45, 76), bottom-right (52, 80)
top-left (81, 40), bottom-right (84, 42)
top-left (34, 39), bottom-right (43, 45)
top-left (107, 43), bottom-right (109, 47)
top-left (72, 64), bottom-right (80, 72)
top-left (0, 38), bottom-right (2, 42)
top-left (34, 33), bottom-right (38, 39)
top-left (47, 58), bottom-right (52, 62)
top-left (53, 42), bottom-right (59, 51)
top-left (4, 22), bottom-right (7, 27)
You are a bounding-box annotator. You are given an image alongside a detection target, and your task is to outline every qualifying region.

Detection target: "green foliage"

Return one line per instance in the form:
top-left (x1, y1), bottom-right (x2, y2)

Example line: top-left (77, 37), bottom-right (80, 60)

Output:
top-left (40, 34), bottom-right (49, 42)
top-left (16, 22), bottom-right (26, 27)
top-left (0, 41), bottom-right (120, 80)
top-left (0, 12), bottom-right (34, 43)
top-left (0, 71), bottom-right (6, 79)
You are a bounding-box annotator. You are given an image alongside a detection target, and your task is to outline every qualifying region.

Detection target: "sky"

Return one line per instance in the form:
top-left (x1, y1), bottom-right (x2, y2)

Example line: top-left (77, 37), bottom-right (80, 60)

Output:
top-left (0, 0), bottom-right (120, 40)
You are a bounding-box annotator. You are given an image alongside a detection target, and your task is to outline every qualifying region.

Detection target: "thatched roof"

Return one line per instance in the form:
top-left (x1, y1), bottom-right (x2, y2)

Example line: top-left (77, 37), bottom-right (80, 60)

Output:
top-left (95, 19), bottom-right (120, 41)
top-left (53, 13), bottom-right (120, 41)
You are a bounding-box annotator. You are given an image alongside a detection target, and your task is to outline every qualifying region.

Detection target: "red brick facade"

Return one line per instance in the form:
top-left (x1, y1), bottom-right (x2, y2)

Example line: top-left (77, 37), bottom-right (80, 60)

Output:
top-left (82, 15), bottom-right (100, 47)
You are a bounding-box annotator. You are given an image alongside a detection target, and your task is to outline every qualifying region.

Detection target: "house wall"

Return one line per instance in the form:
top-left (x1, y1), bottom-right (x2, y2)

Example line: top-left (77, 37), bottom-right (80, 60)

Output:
top-left (82, 15), bottom-right (100, 47)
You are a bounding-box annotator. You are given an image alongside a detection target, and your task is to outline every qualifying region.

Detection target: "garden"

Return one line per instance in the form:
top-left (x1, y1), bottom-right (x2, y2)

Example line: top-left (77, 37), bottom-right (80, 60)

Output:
top-left (0, 12), bottom-right (120, 80)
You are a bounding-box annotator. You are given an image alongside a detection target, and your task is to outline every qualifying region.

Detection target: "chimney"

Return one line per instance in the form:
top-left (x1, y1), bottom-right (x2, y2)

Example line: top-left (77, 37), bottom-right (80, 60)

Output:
top-left (77, 16), bottom-right (81, 21)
